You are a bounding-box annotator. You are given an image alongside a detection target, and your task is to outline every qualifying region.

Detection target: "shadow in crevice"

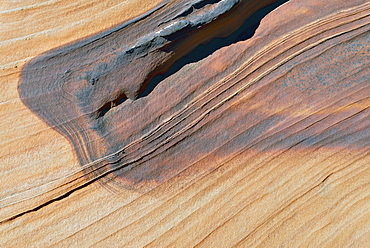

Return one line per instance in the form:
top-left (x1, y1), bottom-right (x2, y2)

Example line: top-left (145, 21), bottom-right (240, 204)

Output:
top-left (176, 0), bottom-right (223, 18)
top-left (139, 0), bottom-right (290, 98)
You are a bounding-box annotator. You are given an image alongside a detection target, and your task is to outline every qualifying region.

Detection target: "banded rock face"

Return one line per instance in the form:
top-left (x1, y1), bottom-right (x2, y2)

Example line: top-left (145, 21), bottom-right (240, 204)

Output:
top-left (1, 0), bottom-right (370, 247)
top-left (18, 0), bottom-right (289, 191)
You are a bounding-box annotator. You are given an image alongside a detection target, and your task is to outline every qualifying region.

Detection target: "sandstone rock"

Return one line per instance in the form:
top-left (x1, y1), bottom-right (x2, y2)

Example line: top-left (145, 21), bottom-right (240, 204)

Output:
top-left (1, 0), bottom-right (369, 246)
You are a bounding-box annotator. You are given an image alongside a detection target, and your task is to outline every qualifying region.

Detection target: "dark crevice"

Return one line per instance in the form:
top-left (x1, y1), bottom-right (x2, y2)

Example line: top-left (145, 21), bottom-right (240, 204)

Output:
top-left (0, 176), bottom-right (100, 224)
top-left (193, 0), bottom-right (223, 9)
top-left (97, 93), bottom-right (128, 118)
top-left (94, 0), bottom-right (289, 118)
top-left (177, 0), bottom-right (223, 18)
top-left (98, 101), bottom-right (114, 118)
top-left (139, 0), bottom-right (289, 98)
top-left (0, 158), bottom-right (133, 223)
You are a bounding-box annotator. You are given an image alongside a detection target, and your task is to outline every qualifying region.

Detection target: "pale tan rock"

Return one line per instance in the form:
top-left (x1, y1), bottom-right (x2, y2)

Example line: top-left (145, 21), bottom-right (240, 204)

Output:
top-left (1, 0), bottom-right (369, 247)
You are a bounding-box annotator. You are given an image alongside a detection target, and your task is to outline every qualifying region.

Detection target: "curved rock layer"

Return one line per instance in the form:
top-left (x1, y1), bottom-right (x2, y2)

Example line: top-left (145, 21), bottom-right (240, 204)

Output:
top-left (18, 0), bottom-right (370, 191)
top-left (1, 0), bottom-right (370, 246)
top-left (19, 0), bottom-right (291, 191)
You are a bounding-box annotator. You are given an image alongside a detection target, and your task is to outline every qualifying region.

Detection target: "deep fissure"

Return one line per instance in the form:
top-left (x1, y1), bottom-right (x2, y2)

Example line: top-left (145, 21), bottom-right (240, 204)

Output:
top-left (176, 0), bottom-right (223, 18)
top-left (96, 0), bottom-right (289, 118)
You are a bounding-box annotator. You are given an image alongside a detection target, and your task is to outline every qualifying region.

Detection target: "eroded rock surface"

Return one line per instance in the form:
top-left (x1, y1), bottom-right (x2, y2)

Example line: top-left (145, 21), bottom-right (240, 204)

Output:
top-left (18, 0), bottom-right (369, 195)
top-left (0, 0), bottom-right (368, 246)
top-left (19, 0), bottom-right (292, 190)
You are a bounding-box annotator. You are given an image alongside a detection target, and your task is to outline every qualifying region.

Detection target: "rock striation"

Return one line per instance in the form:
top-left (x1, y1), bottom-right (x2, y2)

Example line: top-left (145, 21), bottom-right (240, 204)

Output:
top-left (18, 0), bottom-right (292, 191)
top-left (1, 0), bottom-right (369, 246)
top-left (18, 0), bottom-right (370, 193)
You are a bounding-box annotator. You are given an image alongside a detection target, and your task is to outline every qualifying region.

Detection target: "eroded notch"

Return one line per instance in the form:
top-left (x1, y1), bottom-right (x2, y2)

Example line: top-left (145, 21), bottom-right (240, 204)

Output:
top-left (176, 0), bottom-right (223, 18)
top-left (97, 93), bottom-right (128, 118)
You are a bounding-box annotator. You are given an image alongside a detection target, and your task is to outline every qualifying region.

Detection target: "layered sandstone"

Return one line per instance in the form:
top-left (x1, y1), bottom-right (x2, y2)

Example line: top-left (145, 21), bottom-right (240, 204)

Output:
top-left (1, 0), bottom-right (369, 247)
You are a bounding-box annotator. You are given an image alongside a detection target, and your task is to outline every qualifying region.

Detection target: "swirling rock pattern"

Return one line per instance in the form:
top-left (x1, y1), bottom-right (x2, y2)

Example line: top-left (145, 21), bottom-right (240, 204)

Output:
top-left (18, 0), bottom-right (289, 191)
top-left (1, 0), bottom-right (370, 246)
